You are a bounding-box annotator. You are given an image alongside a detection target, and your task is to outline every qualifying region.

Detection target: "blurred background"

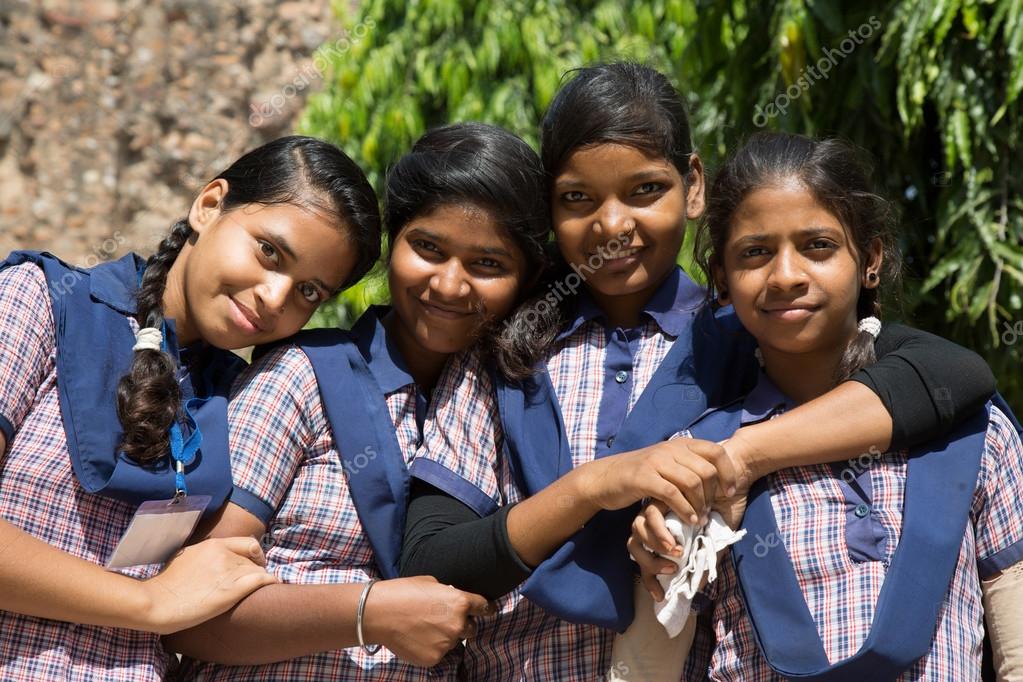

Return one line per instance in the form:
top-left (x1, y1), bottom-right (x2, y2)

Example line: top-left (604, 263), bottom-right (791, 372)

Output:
top-left (2, 0), bottom-right (1020, 407)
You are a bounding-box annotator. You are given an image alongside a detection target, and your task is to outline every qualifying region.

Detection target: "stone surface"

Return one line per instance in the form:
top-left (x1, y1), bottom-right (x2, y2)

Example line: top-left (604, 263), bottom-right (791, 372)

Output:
top-left (0, 0), bottom-right (337, 263)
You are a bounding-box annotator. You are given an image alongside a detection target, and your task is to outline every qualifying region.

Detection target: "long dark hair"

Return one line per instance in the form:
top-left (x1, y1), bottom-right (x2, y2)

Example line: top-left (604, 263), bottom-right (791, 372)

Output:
top-left (497, 62), bottom-right (696, 379)
top-left (117, 135), bottom-right (380, 465)
top-left (696, 132), bottom-right (900, 382)
top-left (384, 122), bottom-right (549, 369)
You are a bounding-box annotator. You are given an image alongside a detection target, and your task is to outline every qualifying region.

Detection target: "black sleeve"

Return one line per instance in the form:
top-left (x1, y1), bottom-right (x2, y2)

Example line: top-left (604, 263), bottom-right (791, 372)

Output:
top-left (400, 480), bottom-right (533, 600)
top-left (850, 322), bottom-right (996, 450)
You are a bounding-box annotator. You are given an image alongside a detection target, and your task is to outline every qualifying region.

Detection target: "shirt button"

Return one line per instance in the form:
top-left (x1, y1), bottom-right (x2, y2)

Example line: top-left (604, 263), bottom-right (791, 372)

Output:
top-left (606, 436), bottom-right (615, 447)
top-left (854, 503), bottom-right (870, 518)
top-left (614, 370), bottom-right (628, 384)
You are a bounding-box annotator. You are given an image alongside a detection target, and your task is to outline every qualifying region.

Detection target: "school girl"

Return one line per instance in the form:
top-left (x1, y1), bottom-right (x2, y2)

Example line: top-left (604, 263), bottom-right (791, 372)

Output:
top-left (0, 135), bottom-right (381, 681)
top-left (630, 132), bottom-right (1023, 681)
top-left (399, 63), bottom-right (1000, 681)
top-left (164, 123), bottom-right (551, 680)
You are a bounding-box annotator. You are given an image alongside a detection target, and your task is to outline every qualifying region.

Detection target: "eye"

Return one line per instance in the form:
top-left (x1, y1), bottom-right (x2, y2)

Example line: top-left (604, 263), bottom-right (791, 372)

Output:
top-left (561, 190), bottom-right (588, 203)
top-left (258, 240), bottom-right (280, 265)
top-left (475, 257), bottom-right (504, 271)
top-left (741, 246), bottom-right (769, 258)
top-left (634, 182), bottom-right (664, 195)
top-left (411, 238), bottom-right (442, 257)
top-left (807, 238), bottom-right (836, 250)
top-left (298, 282), bottom-right (321, 304)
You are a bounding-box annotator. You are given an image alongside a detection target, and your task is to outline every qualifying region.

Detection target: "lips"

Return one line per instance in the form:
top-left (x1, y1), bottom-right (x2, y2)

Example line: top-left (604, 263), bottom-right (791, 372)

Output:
top-left (229, 297), bottom-right (267, 334)
top-left (417, 298), bottom-right (473, 320)
top-left (761, 304), bottom-right (820, 321)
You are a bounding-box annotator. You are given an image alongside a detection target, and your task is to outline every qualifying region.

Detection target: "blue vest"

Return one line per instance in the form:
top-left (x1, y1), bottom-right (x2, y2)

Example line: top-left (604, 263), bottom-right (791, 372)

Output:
top-left (492, 304), bottom-right (758, 632)
top-left (269, 324), bottom-right (412, 579)
top-left (686, 397), bottom-right (1015, 681)
top-left (0, 251), bottom-right (239, 517)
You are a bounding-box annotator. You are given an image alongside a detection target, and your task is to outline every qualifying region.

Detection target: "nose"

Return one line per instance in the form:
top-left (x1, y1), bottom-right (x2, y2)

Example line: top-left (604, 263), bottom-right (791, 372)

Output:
top-left (766, 247), bottom-right (810, 292)
top-left (592, 198), bottom-right (634, 241)
top-left (255, 272), bottom-right (291, 317)
top-left (430, 259), bottom-right (470, 302)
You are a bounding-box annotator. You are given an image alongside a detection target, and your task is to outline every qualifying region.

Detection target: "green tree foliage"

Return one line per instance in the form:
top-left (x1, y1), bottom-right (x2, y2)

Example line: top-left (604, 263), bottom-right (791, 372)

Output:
top-left (300, 0), bottom-right (1023, 407)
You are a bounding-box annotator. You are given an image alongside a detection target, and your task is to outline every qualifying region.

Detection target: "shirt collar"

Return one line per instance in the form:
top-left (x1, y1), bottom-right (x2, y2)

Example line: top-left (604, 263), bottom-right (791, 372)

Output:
top-left (739, 369), bottom-right (796, 426)
top-left (350, 305), bottom-right (417, 394)
top-left (88, 252), bottom-right (147, 314)
top-left (555, 266), bottom-right (706, 341)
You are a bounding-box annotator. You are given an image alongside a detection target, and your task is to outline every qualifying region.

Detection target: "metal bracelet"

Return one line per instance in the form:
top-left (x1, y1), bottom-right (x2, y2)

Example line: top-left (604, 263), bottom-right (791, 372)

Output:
top-left (356, 580), bottom-right (382, 655)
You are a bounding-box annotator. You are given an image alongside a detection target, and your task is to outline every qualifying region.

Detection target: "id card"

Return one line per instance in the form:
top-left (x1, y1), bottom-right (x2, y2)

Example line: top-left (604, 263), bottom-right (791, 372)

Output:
top-left (106, 496), bottom-right (211, 570)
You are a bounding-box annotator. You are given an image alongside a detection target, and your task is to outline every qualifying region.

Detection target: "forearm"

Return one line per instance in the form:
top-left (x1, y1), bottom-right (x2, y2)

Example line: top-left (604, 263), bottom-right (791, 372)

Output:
top-left (164, 582), bottom-right (365, 664)
top-left (0, 517), bottom-right (154, 630)
top-left (505, 465), bottom-right (602, 566)
top-left (982, 561), bottom-right (1023, 681)
top-left (729, 381), bottom-right (892, 481)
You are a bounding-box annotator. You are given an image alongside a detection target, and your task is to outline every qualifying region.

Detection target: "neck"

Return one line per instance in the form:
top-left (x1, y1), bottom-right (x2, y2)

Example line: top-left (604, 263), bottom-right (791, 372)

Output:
top-left (759, 339), bottom-right (852, 405)
top-left (383, 311), bottom-right (448, 393)
top-left (160, 248), bottom-right (198, 346)
top-left (589, 271), bottom-right (671, 329)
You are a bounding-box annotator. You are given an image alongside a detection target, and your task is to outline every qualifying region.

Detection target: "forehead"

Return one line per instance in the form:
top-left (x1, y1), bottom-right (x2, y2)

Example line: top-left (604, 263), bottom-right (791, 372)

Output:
top-left (402, 203), bottom-right (524, 253)
top-left (731, 182), bottom-right (844, 235)
top-left (555, 143), bottom-right (681, 183)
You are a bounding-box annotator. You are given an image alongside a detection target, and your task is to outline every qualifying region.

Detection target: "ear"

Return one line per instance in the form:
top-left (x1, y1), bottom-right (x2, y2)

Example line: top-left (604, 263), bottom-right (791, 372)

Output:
top-left (187, 179), bottom-right (229, 235)
top-left (711, 260), bottom-right (730, 305)
top-left (683, 154), bottom-right (706, 220)
top-left (862, 237), bottom-right (884, 289)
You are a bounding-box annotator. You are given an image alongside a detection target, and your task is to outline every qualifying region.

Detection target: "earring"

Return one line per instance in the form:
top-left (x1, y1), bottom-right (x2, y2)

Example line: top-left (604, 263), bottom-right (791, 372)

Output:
top-left (867, 272), bottom-right (878, 283)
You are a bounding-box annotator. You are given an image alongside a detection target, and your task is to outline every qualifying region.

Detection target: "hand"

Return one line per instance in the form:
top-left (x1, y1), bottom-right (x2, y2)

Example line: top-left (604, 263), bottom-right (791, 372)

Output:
top-left (628, 500), bottom-right (678, 602)
top-left (581, 438), bottom-right (737, 525)
top-left (362, 576), bottom-right (492, 667)
top-left (141, 536), bottom-right (278, 634)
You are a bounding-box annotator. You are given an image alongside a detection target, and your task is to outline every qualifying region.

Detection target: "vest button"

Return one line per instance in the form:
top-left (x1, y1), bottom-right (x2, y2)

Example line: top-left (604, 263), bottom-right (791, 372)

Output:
top-left (606, 436), bottom-right (615, 447)
top-left (614, 370), bottom-right (628, 384)
top-left (854, 503), bottom-right (870, 518)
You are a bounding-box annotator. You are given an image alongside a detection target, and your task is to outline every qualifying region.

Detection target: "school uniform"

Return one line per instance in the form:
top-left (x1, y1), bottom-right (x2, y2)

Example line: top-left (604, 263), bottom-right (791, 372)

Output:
top-left (0, 252), bottom-right (237, 682)
top-left (683, 372), bottom-right (1023, 681)
top-left (182, 306), bottom-right (459, 681)
top-left (411, 268), bottom-right (757, 681)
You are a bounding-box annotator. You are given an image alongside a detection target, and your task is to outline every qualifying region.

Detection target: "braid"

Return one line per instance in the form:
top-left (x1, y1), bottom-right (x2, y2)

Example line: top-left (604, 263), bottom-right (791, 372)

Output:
top-left (116, 219), bottom-right (193, 465)
top-left (836, 283), bottom-right (882, 383)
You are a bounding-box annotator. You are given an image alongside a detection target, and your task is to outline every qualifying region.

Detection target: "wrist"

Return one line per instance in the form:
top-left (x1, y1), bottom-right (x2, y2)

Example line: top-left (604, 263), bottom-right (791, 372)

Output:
top-left (358, 581), bottom-right (388, 646)
top-left (723, 427), bottom-right (764, 486)
top-left (132, 577), bottom-right (168, 634)
top-left (567, 460), bottom-right (610, 516)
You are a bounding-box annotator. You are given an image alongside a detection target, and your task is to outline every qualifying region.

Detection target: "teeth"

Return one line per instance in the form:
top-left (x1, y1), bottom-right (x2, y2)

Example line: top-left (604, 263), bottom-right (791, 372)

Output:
top-left (604, 246), bottom-right (641, 260)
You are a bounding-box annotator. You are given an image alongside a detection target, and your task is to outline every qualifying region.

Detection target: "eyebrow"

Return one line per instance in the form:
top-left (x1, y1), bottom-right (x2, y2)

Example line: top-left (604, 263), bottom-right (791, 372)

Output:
top-left (736, 226), bottom-right (842, 242)
top-left (266, 229), bottom-right (333, 293)
top-left (406, 227), bottom-right (514, 258)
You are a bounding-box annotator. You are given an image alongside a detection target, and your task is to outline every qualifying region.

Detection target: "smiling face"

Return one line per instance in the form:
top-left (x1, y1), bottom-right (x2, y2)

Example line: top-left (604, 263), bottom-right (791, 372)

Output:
top-left (551, 143), bottom-right (704, 325)
top-left (165, 180), bottom-right (357, 348)
top-left (387, 203), bottom-right (529, 356)
top-left (715, 181), bottom-right (881, 360)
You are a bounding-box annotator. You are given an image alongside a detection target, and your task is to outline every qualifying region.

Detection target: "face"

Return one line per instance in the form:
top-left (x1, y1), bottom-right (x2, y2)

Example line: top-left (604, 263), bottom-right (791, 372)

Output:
top-left (715, 181), bottom-right (881, 358)
top-left (169, 180), bottom-right (358, 348)
top-left (387, 203), bottom-right (529, 355)
top-left (551, 143), bottom-right (704, 307)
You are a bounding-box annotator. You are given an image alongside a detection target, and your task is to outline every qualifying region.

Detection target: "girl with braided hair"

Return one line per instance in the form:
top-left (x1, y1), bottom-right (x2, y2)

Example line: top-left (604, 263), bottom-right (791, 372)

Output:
top-left (0, 135), bottom-right (381, 681)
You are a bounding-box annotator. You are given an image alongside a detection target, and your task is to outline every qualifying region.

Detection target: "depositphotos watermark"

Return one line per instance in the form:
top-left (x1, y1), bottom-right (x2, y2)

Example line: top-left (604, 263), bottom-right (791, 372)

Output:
top-left (503, 231), bottom-right (632, 336)
top-left (248, 18), bottom-right (377, 128)
top-left (47, 231), bottom-right (127, 298)
top-left (754, 16), bottom-right (881, 127)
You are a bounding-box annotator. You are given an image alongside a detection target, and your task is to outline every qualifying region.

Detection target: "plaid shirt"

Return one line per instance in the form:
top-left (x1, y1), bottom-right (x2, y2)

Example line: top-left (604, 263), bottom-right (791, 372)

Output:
top-left (186, 321), bottom-right (459, 681)
top-left (413, 272), bottom-right (701, 681)
top-left (686, 375), bottom-right (1023, 681)
top-left (0, 263), bottom-right (171, 681)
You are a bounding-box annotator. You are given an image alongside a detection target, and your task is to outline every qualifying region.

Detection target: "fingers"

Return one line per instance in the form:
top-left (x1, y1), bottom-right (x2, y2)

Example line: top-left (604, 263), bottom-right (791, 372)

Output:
top-left (627, 535), bottom-right (677, 579)
top-left (214, 536), bottom-right (268, 566)
top-left (637, 503), bottom-right (678, 555)
top-left (464, 593), bottom-right (493, 617)
top-left (688, 438), bottom-right (738, 497)
top-left (642, 570), bottom-right (666, 602)
top-left (230, 567), bottom-right (279, 594)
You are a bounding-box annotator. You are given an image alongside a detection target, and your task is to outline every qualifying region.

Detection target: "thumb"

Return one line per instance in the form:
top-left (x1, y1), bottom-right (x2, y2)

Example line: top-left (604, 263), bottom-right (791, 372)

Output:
top-left (218, 536), bottom-right (267, 566)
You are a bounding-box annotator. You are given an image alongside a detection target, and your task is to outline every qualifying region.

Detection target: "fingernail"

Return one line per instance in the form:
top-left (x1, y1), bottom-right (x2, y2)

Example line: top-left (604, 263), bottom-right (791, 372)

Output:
top-left (689, 514), bottom-right (699, 524)
top-left (727, 486), bottom-right (736, 496)
top-left (659, 566), bottom-right (676, 574)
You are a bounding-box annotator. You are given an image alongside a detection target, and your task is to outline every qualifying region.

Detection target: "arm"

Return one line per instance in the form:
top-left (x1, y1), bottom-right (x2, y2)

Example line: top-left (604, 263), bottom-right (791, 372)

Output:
top-left (982, 562), bottom-right (1023, 682)
top-left (165, 500), bottom-right (489, 667)
top-left (401, 439), bottom-right (737, 594)
top-left (729, 324), bottom-right (996, 483)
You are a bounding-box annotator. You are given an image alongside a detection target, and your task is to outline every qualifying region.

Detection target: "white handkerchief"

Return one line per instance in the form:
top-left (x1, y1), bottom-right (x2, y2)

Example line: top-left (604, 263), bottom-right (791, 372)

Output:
top-left (647, 511), bottom-right (746, 637)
